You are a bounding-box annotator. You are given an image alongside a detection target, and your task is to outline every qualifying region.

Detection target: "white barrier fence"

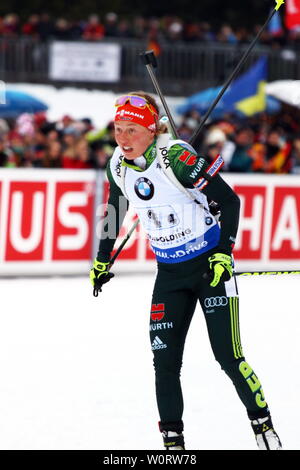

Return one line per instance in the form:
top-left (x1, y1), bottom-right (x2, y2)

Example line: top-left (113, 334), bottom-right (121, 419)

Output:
top-left (0, 169), bottom-right (299, 275)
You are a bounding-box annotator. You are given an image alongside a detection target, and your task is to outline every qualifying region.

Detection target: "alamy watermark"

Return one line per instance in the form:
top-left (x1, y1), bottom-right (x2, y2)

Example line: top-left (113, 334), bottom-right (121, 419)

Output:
top-left (95, 196), bottom-right (215, 242)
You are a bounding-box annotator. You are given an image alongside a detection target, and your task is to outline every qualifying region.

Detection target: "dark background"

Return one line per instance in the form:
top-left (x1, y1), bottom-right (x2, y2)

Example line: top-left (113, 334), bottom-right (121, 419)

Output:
top-left (0, 0), bottom-right (276, 28)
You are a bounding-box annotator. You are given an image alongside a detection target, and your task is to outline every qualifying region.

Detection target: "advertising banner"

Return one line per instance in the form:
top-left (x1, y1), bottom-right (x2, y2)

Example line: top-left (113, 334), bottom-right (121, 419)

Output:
top-left (285, 0), bottom-right (300, 30)
top-left (225, 174), bottom-right (300, 271)
top-left (0, 169), bottom-right (96, 274)
top-left (0, 170), bottom-right (299, 274)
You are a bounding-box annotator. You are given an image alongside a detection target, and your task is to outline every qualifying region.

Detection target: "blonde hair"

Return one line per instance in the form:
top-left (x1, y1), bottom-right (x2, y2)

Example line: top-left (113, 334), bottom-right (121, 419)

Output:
top-left (128, 91), bottom-right (168, 134)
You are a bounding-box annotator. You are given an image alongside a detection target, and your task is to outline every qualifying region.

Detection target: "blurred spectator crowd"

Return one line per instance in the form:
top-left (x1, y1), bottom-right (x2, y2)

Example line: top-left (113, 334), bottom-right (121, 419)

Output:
top-left (1, 107), bottom-right (300, 174)
top-left (0, 112), bottom-right (116, 169)
top-left (0, 12), bottom-right (296, 49)
top-left (178, 106), bottom-right (300, 174)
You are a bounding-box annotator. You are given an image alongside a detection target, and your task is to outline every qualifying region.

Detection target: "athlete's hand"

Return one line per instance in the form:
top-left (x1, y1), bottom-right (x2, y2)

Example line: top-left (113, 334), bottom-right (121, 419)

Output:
top-left (207, 253), bottom-right (233, 287)
top-left (90, 259), bottom-right (114, 296)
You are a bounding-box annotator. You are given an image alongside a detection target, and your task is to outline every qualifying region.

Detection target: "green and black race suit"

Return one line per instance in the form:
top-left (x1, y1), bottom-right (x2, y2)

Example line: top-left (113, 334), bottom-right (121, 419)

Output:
top-left (96, 135), bottom-right (270, 427)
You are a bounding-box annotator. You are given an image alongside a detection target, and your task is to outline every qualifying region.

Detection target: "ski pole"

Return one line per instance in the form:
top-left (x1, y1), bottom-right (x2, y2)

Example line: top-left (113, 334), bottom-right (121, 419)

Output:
top-left (190, 0), bottom-right (285, 151)
top-left (203, 269), bottom-right (300, 284)
top-left (93, 218), bottom-right (140, 297)
top-left (108, 0), bottom-right (286, 266)
top-left (234, 270), bottom-right (300, 277)
top-left (140, 50), bottom-right (179, 139)
top-left (93, 218), bottom-right (140, 296)
top-left (109, 218), bottom-right (140, 267)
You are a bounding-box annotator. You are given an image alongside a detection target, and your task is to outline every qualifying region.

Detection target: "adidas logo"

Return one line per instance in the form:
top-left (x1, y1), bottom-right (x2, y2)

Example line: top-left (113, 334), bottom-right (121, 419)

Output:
top-left (151, 336), bottom-right (167, 350)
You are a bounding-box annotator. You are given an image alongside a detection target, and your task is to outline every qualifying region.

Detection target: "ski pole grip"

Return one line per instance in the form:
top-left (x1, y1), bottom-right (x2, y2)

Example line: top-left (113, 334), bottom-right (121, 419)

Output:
top-left (139, 50), bottom-right (157, 68)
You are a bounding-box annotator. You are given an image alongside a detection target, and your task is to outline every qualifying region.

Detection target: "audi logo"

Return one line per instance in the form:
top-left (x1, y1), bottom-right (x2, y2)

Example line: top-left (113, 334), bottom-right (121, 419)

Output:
top-left (204, 296), bottom-right (228, 308)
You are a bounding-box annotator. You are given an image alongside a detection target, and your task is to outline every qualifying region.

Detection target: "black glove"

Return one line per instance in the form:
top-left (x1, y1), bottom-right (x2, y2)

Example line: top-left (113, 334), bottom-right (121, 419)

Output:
top-left (90, 259), bottom-right (114, 296)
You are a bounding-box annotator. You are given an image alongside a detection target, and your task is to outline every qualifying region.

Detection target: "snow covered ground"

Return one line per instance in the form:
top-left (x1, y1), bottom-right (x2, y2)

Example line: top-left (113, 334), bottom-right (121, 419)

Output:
top-left (0, 272), bottom-right (298, 450)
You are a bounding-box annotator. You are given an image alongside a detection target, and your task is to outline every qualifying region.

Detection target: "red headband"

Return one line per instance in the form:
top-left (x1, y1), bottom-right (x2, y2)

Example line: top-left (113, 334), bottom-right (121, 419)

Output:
top-left (114, 102), bottom-right (158, 131)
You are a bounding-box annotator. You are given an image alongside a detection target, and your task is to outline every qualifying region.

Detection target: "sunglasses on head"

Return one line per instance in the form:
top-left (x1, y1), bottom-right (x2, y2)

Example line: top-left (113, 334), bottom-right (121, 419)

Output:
top-left (115, 95), bottom-right (158, 115)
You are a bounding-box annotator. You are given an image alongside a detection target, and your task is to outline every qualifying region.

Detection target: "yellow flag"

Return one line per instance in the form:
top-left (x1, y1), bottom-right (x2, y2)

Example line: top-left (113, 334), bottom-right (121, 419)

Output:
top-left (235, 82), bottom-right (266, 116)
top-left (275, 0), bottom-right (284, 11)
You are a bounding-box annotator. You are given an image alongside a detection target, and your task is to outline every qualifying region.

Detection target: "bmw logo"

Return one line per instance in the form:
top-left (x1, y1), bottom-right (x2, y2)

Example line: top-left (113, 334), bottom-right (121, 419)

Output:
top-left (205, 216), bottom-right (213, 225)
top-left (134, 177), bottom-right (154, 200)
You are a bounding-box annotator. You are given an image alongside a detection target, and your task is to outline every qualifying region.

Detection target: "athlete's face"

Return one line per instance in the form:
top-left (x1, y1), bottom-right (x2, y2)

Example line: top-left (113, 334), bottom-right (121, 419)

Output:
top-left (114, 121), bottom-right (155, 160)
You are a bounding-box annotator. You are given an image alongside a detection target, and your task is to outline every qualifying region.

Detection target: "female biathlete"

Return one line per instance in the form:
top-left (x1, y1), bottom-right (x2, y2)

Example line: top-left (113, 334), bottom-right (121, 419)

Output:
top-left (90, 92), bottom-right (282, 450)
